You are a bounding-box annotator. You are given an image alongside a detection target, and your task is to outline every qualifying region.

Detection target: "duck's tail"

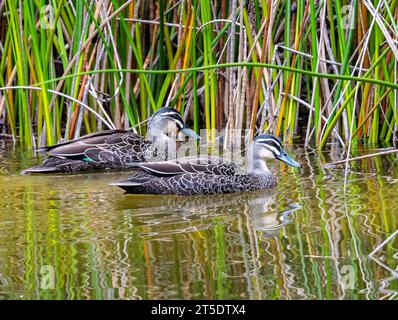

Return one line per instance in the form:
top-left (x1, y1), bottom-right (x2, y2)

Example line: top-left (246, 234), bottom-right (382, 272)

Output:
top-left (109, 180), bottom-right (143, 193)
top-left (109, 171), bottom-right (152, 193)
top-left (21, 157), bottom-right (63, 174)
top-left (21, 157), bottom-right (94, 174)
top-left (21, 164), bottom-right (60, 175)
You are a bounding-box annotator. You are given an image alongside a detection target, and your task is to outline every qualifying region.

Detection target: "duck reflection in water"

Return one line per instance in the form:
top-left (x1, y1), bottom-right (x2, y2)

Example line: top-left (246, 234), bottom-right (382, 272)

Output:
top-left (115, 189), bottom-right (301, 237)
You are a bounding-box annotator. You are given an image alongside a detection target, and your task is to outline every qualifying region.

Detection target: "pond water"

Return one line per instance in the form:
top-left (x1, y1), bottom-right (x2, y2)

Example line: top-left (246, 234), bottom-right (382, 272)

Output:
top-left (0, 141), bottom-right (397, 300)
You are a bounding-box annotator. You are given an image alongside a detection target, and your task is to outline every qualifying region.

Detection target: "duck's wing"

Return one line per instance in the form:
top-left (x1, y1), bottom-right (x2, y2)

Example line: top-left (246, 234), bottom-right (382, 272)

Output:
top-left (134, 155), bottom-right (242, 177)
top-left (44, 130), bottom-right (150, 164)
top-left (42, 129), bottom-right (127, 152)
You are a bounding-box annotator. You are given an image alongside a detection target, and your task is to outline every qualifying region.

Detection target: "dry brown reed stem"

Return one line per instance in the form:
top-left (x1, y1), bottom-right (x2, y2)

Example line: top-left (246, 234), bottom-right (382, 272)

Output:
top-left (0, 65), bottom-right (16, 120)
top-left (46, 0), bottom-right (134, 121)
top-left (324, 148), bottom-right (398, 167)
top-left (69, 4), bottom-right (102, 139)
top-left (275, 1), bottom-right (310, 140)
top-left (249, 0), bottom-right (272, 144)
top-left (124, 0), bottom-right (141, 129)
top-left (177, 2), bottom-right (193, 111)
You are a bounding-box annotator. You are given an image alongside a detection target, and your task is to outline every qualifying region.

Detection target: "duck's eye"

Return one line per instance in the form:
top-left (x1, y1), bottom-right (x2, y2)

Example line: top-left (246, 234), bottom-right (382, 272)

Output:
top-left (258, 139), bottom-right (280, 150)
top-left (266, 141), bottom-right (281, 150)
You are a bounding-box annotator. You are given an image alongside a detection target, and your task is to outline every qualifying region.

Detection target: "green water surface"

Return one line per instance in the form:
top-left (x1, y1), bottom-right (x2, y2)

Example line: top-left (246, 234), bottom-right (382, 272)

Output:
top-left (0, 142), bottom-right (397, 299)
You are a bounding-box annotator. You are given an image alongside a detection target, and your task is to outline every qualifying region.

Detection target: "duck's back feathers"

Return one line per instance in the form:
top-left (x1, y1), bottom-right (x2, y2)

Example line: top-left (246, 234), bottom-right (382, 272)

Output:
top-left (132, 155), bottom-right (242, 177)
top-left (44, 131), bottom-right (149, 164)
top-left (22, 107), bottom-right (196, 174)
top-left (22, 130), bottom-right (153, 174)
top-left (42, 129), bottom-right (127, 153)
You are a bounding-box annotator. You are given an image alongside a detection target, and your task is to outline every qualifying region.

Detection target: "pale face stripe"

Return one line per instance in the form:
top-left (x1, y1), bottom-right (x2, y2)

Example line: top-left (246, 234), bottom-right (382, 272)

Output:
top-left (256, 138), bottom-right (283, 150)
top-left (263, 144), bottom-right (281, 156)
top-left (153, 111), bottom-right (184, 129)
top-left (256, 139), bottom-right (282, 156)
top-left (158, 111), bottom-right (179, 117)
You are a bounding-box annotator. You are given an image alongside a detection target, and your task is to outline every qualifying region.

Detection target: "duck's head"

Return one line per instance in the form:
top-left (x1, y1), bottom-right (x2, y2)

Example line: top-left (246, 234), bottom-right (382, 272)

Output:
top-left (252, 134), bottom-right (301, 168)
top-left (147, 107), bottom-right (200, 140)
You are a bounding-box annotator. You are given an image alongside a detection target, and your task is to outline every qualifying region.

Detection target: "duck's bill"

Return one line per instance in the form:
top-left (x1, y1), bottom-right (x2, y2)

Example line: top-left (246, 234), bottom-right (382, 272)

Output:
top-left (276, 151), bottom-right (301, 168)
top-left (180, 127), bottom-right (201, 140)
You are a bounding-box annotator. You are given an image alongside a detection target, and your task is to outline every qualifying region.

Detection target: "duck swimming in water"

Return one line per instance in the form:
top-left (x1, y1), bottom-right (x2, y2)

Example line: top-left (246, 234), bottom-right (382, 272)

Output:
top-left (111, 134), bottom-right (301, 195)
top-left (22, 107), bottom-right (199, 174)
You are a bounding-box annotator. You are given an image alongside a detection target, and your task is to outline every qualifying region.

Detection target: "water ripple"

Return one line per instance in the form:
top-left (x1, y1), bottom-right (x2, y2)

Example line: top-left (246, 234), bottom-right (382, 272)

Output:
top-left (0, 145), bottom-right (397, 299)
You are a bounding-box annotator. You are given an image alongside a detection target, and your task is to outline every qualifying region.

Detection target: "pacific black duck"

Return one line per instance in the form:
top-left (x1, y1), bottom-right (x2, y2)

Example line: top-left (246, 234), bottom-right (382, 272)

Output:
top-left (111, 134), bottom-right (301, 195)
top-left (22, 107), bottom-right (199, 174)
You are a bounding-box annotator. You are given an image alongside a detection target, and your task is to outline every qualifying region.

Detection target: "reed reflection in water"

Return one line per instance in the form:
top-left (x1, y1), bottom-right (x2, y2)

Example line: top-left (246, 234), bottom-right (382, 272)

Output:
top-left (0, 143), bottom-right (397, 300)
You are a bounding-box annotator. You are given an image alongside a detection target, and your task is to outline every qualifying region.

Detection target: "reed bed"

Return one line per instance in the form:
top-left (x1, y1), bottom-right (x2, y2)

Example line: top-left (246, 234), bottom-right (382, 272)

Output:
top-left (0, 0), bottom-right (398, 150)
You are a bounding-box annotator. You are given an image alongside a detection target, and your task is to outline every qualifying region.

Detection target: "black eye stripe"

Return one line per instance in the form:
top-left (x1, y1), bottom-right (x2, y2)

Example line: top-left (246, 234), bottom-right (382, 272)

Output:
top-left (170, 114), bottom-right (183, 121)
top-left (267, 141), bottom-right (280, 150)
top-left (154, 111), bottom-right (184, 124)
top-left (163, 115), bottom-right (184, 129)
top-left (257, 139), bottom-right (282, 151)
top-left (158, 112), bottom-right (182, 121)
top-left (168, 115), bottom-right (183, 124)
